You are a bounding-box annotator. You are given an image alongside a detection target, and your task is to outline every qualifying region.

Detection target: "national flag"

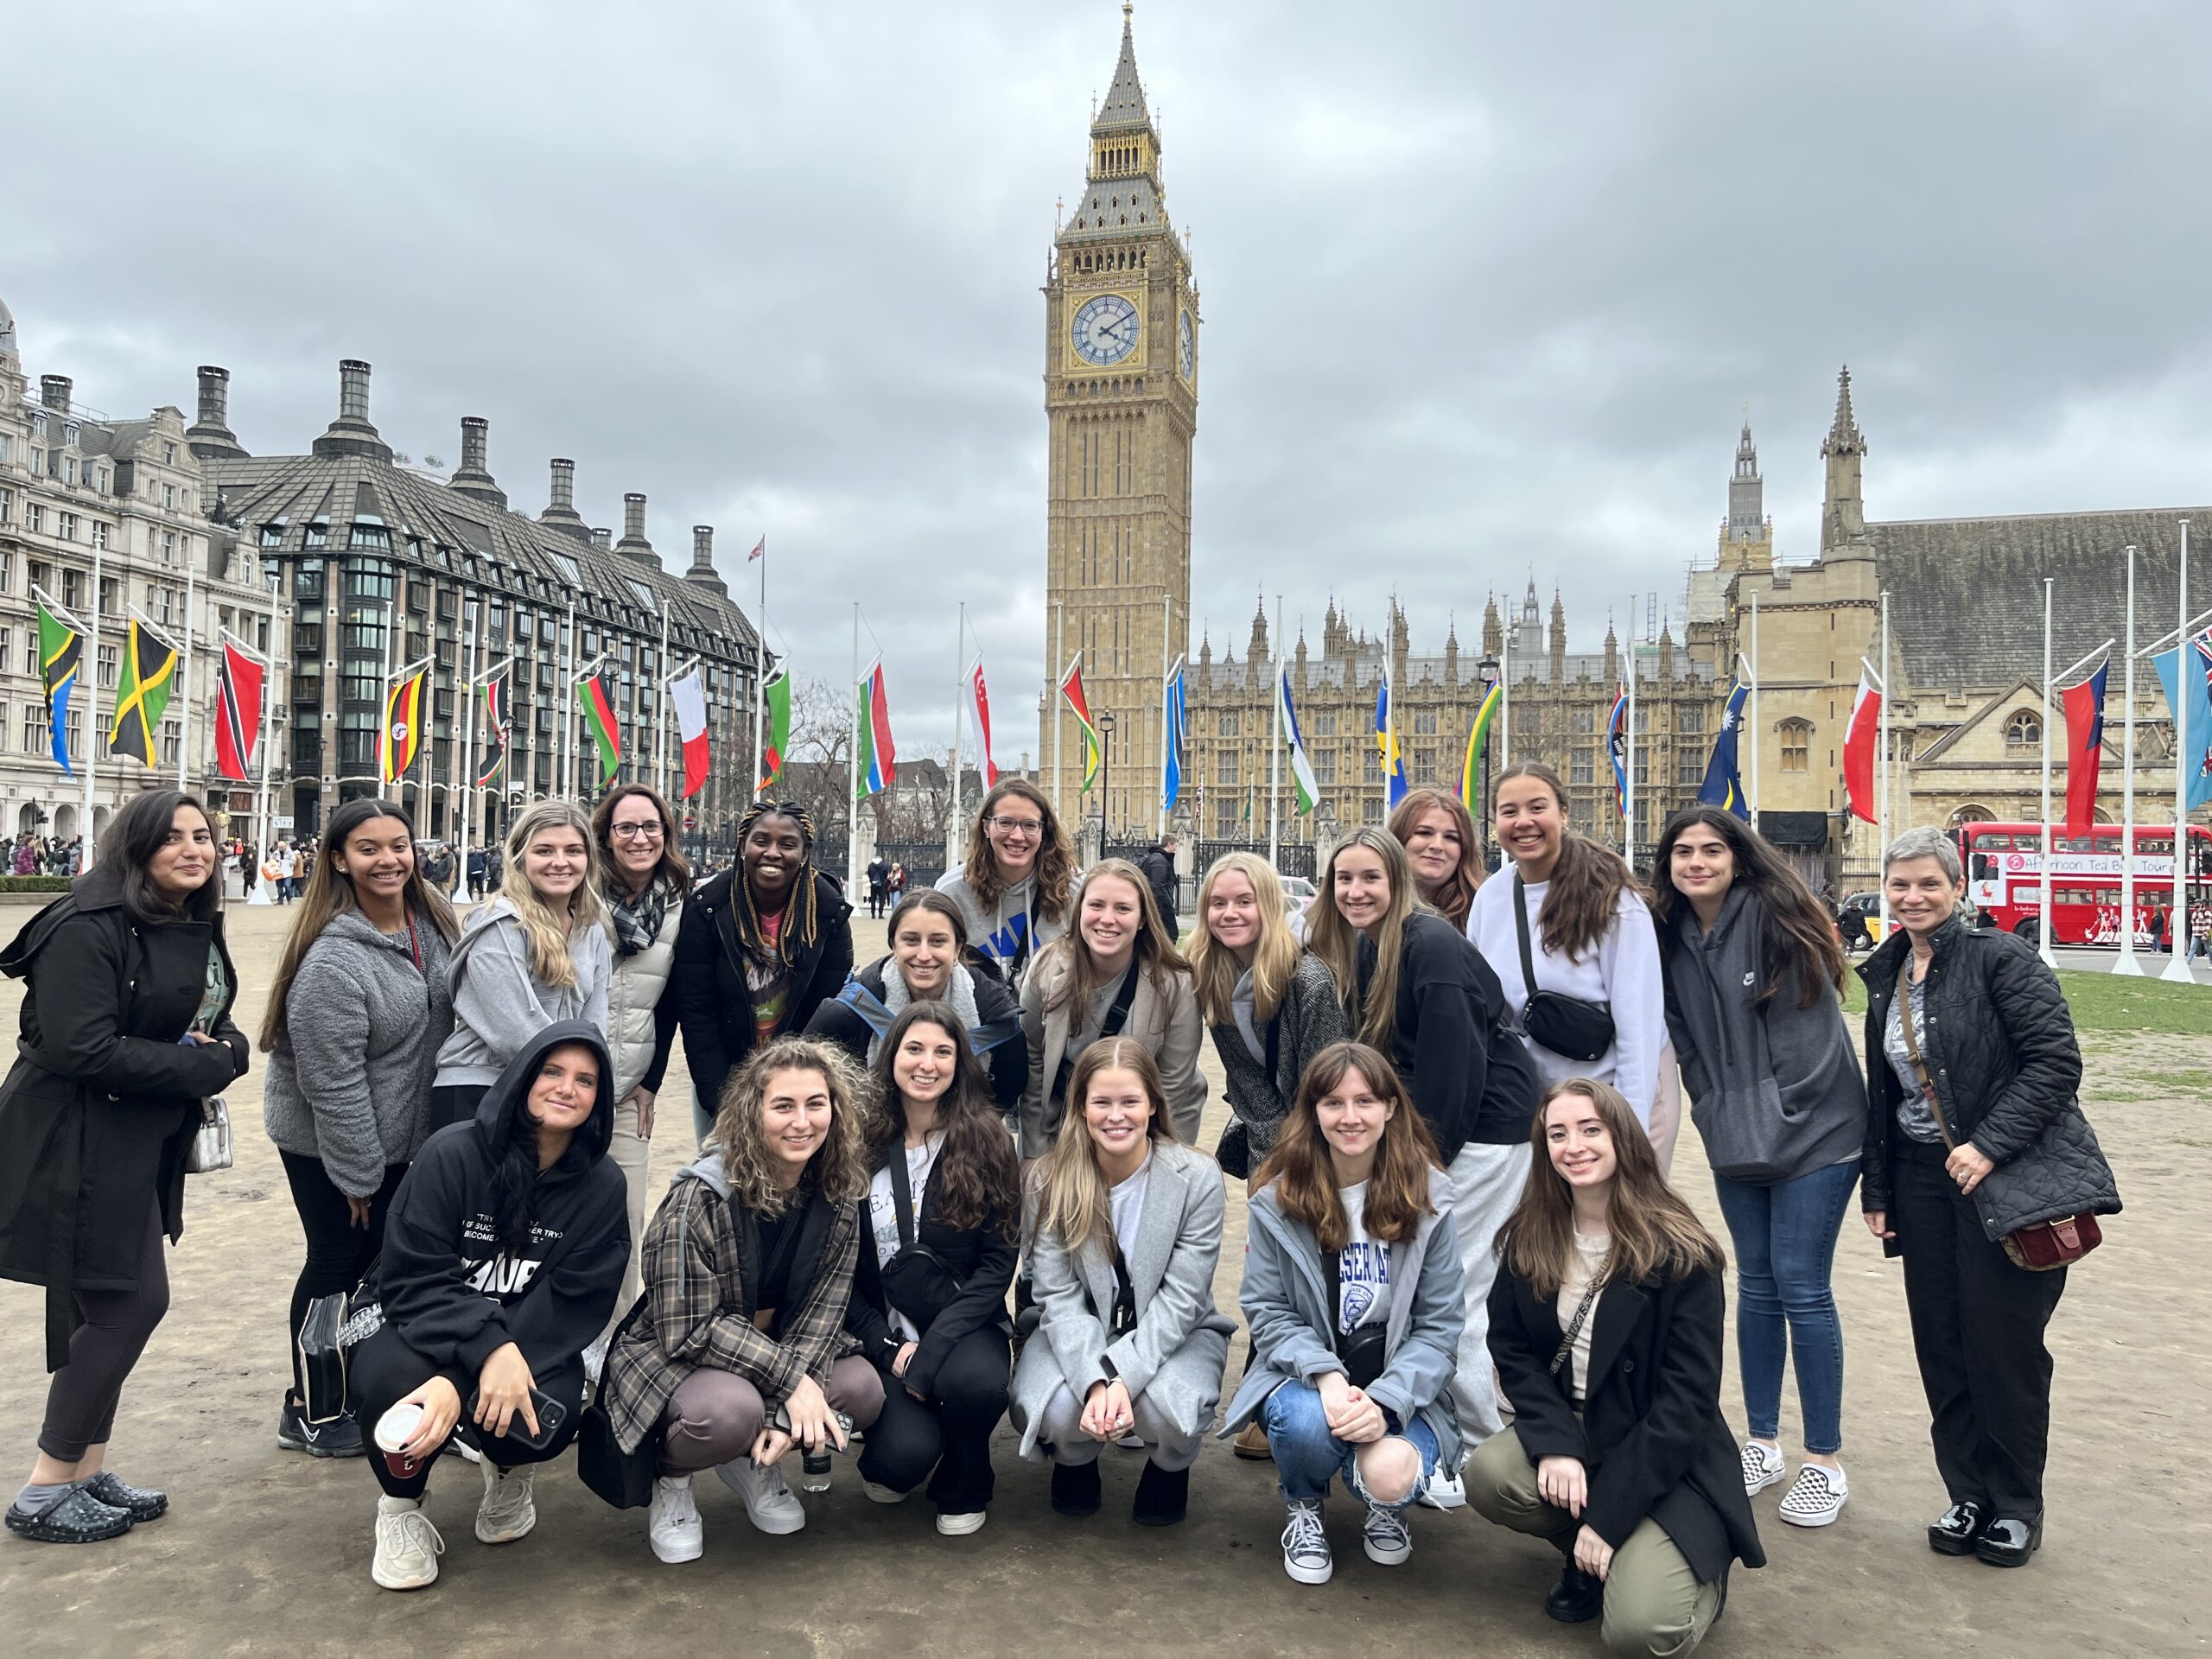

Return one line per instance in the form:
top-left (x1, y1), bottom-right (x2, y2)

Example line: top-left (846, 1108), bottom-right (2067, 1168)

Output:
top-left (855, 658), bottom-right (896, 798)
top-left (1373, 677), bottom-right (1408, 807)
top-left (747, 535), bottom-right (766, 563)
top-left (1162, 656), bottom-right (1188, 813)
top-left (476, 669), bottom-right (511, 786)
top-left (35, 591), bottom-right (83, 777)
top-left (966, 659), bottom-right (1000, 791)
top-left (1243, 783), bottom-right (1253, 823)
top-left (381, 660), bottom-right (430, 783)
top-left (1606, 686), bottom-right (1630, 817)
top-left (1696, 678), bottom-right (1752, 822)
top-left (108, 614), bottom-right (181, 768)
top-left (2061, 660), bottom-right (2109, 836)
top-left (671, 668), bottom-right (710, 798)
top-left (1460, 681), bottom-right (1502, 813)
top-left (1060, 660), bottom-right (1100, 791)
top-left (1842, 666), bottom-right (1882, 823)
top-left (1280, 669), bottom-right (1319, 815)
top-left (2152, 639), bottom-right (2212, 810)
top-left (575, 669), bottom-right (622, 785)
top-left (759, 667), bottom-right (791, 793)
top-left (214, 636), bottom-right (266, 781)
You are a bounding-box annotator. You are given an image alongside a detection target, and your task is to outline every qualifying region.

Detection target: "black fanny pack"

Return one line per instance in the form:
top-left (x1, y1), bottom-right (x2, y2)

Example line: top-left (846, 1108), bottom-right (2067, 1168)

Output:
top-left (1514, 873), bottom-right (1616, 1064)
top-left (1325, 1248), bottom-right (1388, 1391)
top-left (878, 1142), bottom-right (964, 1331)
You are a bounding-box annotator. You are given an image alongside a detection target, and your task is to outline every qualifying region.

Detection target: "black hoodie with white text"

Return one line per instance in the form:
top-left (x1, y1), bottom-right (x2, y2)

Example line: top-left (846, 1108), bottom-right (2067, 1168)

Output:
top-left (375, 1019), bottom-right (629, 1376)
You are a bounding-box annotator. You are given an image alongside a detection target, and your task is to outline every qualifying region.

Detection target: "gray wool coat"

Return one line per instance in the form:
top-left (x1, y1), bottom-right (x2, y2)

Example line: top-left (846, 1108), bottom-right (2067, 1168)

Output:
top-left (263, 909), bottom-right (455, 1197)
top-left (1009, 1139), bottom-right (1234, 1459)
top-left (1209, 952), bottom-right (1351, 1159)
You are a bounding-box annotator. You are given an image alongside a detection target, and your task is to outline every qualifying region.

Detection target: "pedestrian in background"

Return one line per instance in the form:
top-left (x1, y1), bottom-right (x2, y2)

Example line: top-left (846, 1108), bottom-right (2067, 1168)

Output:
top-left (1389, 785), bottom-right (1486, 932)
top-left (0, 790), bottom-right (251, 1544)
top-left (1859, 827), bottom-right (2120, 1568)
top-left (1136, 830), bottom-right (1180, 938)
top-left (261, 799), bottom-right (459, 1459)
top-left (937, 780), bottom-right (1075, 992)
top-left (1651, 807), bottom-right (1863, 1528)
top-left (867, 853), bottom-right (891, 921)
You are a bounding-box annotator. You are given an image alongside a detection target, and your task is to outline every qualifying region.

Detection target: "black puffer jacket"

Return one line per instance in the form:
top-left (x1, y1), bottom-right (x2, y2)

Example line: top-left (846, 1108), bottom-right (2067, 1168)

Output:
top-left (1859, 915), bottom-right (2120, 1239)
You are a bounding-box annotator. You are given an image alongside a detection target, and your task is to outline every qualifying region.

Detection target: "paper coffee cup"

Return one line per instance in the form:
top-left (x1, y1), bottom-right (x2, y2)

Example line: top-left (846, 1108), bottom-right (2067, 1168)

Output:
top-left (375, 1402), bottom-right (423, 1454)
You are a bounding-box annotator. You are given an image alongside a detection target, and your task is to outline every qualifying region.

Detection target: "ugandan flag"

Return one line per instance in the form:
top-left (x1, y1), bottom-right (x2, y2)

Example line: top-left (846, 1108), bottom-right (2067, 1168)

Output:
top-left (382, 661), bottom-right (430, 783)
top-left (35, 591), bottom-right (85, 776)
top-left (108, 614), bottom-right (181, 768)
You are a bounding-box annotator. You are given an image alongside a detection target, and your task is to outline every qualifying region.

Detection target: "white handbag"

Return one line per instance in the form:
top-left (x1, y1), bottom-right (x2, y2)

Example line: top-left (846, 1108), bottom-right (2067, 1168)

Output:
top-left (185, 1095), bottom-right (233, 1174)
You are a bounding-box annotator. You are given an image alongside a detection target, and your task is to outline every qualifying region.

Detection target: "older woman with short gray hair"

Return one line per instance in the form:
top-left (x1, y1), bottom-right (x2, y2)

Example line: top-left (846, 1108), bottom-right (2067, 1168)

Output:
top-left (1856, 828), bottom-right (2117, 1568)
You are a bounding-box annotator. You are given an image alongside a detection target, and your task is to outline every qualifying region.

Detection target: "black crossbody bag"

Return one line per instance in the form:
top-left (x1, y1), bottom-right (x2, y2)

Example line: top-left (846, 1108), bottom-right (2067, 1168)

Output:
top-left (1052, 963), bottom-right (1142, 1109)
top-left (1514, 874), bottom-right (1616, 1064)
top-left (878, 1143), bottom-right (965, 1331)
top-left (1324, 1249), bottom-right (1389, 1390)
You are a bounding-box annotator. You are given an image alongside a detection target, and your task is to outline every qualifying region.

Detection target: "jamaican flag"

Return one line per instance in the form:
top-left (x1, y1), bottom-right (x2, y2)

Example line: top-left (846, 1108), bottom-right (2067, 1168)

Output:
top-left (109, 614), bottom-right (180, 767)
top-left (35, 590), bottom-right (85, 775)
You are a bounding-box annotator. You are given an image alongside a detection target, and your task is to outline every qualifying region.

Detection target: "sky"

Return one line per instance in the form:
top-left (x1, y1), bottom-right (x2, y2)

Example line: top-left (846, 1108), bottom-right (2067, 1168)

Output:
top-left (7, 1), bottom-right (2211, 765)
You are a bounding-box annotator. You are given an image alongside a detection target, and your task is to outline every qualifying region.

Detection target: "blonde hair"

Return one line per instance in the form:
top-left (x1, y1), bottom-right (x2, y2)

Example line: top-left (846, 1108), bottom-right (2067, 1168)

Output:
top-left (1305, 829), bottom-right (1421, 1051)
top-left (1031, 1039), bottom-right (1175, 1260)
top-left (1186, 852), bottom-right (1302, 1027)
top-left (500, 800), bottom-right (607, 990)
top-left (710, 1036), bottom-right (871, 1218)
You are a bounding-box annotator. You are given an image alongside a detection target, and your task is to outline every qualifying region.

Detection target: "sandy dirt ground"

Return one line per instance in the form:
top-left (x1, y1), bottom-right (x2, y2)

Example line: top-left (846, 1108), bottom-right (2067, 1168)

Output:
top-left (0, 903), bottom-right (2205, 1657)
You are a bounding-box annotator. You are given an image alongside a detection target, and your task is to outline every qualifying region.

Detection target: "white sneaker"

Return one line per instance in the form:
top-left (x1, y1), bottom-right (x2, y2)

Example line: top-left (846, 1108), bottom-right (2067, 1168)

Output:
top-left (372, 1497), bottom-right (446, 1590)
top-left (936, 1510), bottom-right (988, 1536)
top-left (1741, 1440), bottom-right (1787, 1497)
top-left (861, 1478), bottom-right (909, 1504)
top-left (648, 1476), bottom-right (703, 1564)
top-left (715, 1457), bottom-right (807, 1535)
top-left (474, 1462), bottom-right (537, 1544)
top-left (1777, 1462), bottom-right (1848, 1527)
top-left (1414, 1465), bottom-right (1466, 1511)
top-left (1281, 1497), bottom-right (1332, 1585)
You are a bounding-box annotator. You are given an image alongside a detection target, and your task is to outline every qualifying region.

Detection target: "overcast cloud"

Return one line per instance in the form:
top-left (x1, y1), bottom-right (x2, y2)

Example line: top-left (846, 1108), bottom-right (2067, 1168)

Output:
top-left (7, 1), bottom-right (2209, 762)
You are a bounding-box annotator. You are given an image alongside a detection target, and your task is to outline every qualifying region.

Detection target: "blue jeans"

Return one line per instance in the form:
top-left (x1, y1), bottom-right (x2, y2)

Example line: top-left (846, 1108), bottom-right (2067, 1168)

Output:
top-left (1261, 1378), bottom-right (1441, 1510)
top-left (1711, 1158), bottom-right (1859, 1456)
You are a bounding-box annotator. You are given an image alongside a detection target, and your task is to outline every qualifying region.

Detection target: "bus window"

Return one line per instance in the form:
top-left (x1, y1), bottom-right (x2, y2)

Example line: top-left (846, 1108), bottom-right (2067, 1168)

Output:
top-left (1980, 834), bottom-right (2013, 850)
top-left (2142, 836), bottom-right (2173, 855)
top-left (2014, 832), bottom-right (2042, 854)
top-left (2058, 835), bottom-right (2099, 853)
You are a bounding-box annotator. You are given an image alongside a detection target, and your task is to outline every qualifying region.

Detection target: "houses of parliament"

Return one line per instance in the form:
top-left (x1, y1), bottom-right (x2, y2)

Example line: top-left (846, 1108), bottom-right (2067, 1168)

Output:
top-left (1040, 10), bottom-right (2208, 888)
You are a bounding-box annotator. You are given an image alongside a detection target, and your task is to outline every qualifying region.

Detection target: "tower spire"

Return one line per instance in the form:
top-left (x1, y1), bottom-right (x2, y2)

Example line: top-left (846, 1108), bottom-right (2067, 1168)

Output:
top-left (1822, 365), bottom-right (1865, 459)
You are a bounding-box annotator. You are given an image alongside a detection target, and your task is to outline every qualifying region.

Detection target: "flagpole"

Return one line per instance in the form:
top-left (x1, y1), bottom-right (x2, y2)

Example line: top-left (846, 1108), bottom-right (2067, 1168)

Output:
top-left (1878, 590), bottom-right (1891, 930)
top-left (1268, 646), bottom-right (1283, 866)
top-left (380, 587), bottom-right (397, 804)
top-left (2166, 519), bottom-right (2196, 983)
top-left (176, 560), bottom-right (195, 791)
top-left (80, 541), bottom-right (103, 868)
top-left (2113, 547), bottom-right (2143, 973)
top-left (250, 572), bottom-right (281, 903)
top-left (1747, 590), bottom-right (1759, 821)
top-left (452, 602), bottom-right (478, 900)
top-left (1052, 603), bottom-right (1065, 820)
top-left (753, 541), bottom-right (768, 799)
top-left (2037, 580), bottom-right (2058, 966)
top-left (1157, 592), bottom-right (1170, 841)
top-left (849, 603), bottom-right (863, 898)
top-left (1499, 626), bottom-right (1510, 771)
top-left (1625, 612), bottom-right (1638, 864)
top-left (952, 602), bottom-right (966, 868)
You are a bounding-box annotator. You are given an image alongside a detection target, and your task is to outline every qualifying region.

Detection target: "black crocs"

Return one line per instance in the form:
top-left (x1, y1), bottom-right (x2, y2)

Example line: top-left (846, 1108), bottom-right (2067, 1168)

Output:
top-left (4, 1482), bottom-right (134, 1543)
top-left (84, 1471), bottom-right (167, 1522)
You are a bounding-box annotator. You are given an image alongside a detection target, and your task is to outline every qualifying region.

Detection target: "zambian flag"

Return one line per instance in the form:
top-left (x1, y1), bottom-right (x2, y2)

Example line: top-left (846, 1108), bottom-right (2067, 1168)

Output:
top-left (35, 593), bottom-right (84, 776)
top-left (108, 615), bottom-right (180, 768)
top-left (758, 667), bottom-right (791, 793)
top-left (576, 671), bottom-right (622, 785)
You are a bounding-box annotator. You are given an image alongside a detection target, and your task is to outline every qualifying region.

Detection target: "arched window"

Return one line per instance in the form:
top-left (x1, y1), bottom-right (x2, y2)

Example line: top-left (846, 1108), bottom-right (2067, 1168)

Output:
top-left (1778, 718), bottom-right (1812, 772)
top-left (1948, 804), bottom-right (1994, 828)
top-left (2005, 710), bottom-right (2042, 748)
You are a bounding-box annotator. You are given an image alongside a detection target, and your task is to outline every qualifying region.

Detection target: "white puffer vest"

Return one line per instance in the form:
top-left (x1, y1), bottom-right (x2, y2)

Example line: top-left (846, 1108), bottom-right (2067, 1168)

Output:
top-left (606, 898), bottom-right (683, 1100)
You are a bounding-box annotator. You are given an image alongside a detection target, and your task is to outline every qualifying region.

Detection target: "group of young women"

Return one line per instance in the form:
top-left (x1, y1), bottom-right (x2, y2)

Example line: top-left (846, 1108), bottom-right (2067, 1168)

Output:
top-left (0, 760), bottom-right (2120, 1644)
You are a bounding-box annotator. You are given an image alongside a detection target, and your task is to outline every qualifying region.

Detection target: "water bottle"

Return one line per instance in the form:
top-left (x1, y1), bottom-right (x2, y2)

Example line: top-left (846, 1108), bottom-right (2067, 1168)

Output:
top-left (800, 1412), bottom-right (852, 1492)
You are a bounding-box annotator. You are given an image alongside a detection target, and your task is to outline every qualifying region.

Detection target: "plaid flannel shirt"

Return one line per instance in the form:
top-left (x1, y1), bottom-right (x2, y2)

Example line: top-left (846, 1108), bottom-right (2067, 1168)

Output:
top-left (603, 1171), bottom-right (861, 1453)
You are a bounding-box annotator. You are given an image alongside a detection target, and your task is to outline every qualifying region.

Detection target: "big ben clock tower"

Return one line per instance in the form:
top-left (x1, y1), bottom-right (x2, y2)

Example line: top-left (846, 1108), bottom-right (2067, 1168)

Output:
top-left (1042, 3), bottom-right (1198, 841)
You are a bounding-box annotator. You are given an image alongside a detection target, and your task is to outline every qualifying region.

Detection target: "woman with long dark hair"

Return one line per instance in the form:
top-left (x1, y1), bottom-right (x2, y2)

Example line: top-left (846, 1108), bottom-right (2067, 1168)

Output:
top-left (1389, 786), bottom-right (1485, 932)
top-left (1469, 1079), bottom-right (1763, 1648)
top-left (603, 1036), bottom-right (882, 1566)
top-left (0, 791), bottom-right (251, 1544)
top-left (804, 889), bottom-right (1027, 1116)
top-left (262, 798), bottom-right (460, 1459)
top-left (671, 800), bottom-right (855, 1146)
top-left (1651, 807), bottom-right (1864, 1528)
top-left (1224, 1043), bottom-right (1463, 1585)
top-left (936, 779), bottom-right (1075, 992)
top-left (846, 1003), bottom-right (1020, 1534)
top-left (1306, 829), bottom-right (1535, 1484)
top-left (349, 1024), bottom-right (627, 1590)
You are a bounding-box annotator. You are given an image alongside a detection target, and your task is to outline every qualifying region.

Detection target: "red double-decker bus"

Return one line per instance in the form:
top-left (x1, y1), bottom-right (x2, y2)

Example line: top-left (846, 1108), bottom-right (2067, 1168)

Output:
top-left (1955, 821), bottom-right (2212, 947)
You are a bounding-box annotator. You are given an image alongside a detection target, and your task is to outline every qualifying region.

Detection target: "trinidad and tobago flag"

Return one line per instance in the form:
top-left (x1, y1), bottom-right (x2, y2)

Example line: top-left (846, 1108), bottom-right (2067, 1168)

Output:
top-left (214, 636), bottom-right (265, 781)
top-left (2061, 658), bottom-right (2109, 836)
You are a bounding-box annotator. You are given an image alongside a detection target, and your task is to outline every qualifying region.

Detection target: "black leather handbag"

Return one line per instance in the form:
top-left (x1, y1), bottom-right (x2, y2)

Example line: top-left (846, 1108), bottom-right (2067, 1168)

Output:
top-left (878, 1143), bottom-right (964, 1330)
top-left (576, 1295), bottom-right (658, 1510)
top-left (1514, 874), bottom-right (1616, 1064)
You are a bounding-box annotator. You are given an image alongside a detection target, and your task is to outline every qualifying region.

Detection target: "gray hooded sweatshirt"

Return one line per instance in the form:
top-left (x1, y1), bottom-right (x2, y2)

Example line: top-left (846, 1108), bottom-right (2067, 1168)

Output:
top-left (1662, 885), bottom-right (1864, 1185)
top-left (433, 896), bottom-right (612, 1091)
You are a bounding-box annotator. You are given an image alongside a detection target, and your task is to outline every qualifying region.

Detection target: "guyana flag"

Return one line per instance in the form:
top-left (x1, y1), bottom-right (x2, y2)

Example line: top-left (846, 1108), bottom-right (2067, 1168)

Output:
top-left (576, 669), bottom-right (622, 785)
top-left (757, 666), bottom-right (791, 794)
top-left (382, 660), bottom-right (430, 782)
top-left (108, 614), bottom-right (181, 768)
top-left (1059, 658), bottom-right (1100, 791)
top-left (35, 591), bottom-right (84, 775)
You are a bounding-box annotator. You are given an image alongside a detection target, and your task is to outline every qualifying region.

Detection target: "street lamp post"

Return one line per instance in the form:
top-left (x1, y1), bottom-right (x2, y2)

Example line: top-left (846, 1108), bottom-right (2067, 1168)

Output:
top-left (1097, 710), bottom-right (1118, 862)
top-left (1478, 652), bottom-right (1501, 870)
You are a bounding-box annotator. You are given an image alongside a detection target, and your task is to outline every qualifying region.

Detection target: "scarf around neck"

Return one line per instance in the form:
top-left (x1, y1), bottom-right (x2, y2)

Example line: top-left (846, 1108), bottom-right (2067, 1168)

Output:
top-left (609, 874), bottom-right (673, 958)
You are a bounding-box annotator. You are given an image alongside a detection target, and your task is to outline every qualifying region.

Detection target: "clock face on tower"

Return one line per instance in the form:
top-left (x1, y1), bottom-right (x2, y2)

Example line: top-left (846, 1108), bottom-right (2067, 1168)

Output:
top-left (1071, 293), bottom-right (1140, 367)
top-left (1178, 308), bottom-right (1195, 380)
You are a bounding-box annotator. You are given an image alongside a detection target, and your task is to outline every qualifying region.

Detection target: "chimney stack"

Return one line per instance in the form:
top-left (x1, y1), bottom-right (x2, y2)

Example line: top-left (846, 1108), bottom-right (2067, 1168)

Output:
top-left (338, 359), bottom-right (371, 423)
top-left (185, 365), bottom-right (248, 461)
top-left (448, 416), bottom-right (506, 510)
top-left (538, 457), bottom-right (588, 538)
top-left (590, 527), bottom-right (613, 554)
top-left (685, 524), bottom-right (728, 595)
top-left (40, 375), bottom-right (70, 412)
top-left (312, 358), bottom-right (393, 461)
top-left (460, 417), bottom-right (488, 474)
top-left (613, 492), bottom-right (659, 568)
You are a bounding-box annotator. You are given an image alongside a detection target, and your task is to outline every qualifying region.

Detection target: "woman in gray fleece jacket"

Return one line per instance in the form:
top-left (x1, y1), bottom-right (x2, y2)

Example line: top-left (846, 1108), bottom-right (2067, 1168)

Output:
top-left (1652, 808), bottom-right (1863, 1530)
top-left (262, 801), bottom-right (459, 1457)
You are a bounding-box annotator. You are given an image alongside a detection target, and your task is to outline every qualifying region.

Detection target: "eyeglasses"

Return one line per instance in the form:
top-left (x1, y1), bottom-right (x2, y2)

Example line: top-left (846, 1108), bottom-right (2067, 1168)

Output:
top-left (987, 816), bottom-right (1044, 836)
top-left (610, 822), bottom-right (665, 841)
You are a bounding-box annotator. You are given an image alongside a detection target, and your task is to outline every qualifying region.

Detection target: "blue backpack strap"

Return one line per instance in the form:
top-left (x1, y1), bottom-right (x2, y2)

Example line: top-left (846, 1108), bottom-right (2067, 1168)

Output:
top-left (967, 1010), bottom-right (1021, 1057)
top-left (836, 976), bottom-right (897, 1042)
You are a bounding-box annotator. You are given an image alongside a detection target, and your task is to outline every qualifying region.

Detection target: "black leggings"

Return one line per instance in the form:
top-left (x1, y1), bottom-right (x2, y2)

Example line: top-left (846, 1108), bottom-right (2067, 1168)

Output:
top-left (856, 1325), bottom-right (1011, 1515)
top-left (348, 1324), bottom-right (585, 1500)
top-left (39, 1204), bottom-right (168, 1463)
top-left (279, 1151), bottom-right (407, 1403)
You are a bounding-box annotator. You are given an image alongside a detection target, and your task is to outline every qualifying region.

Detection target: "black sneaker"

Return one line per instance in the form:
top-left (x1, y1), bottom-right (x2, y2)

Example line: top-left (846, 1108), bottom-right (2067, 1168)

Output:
top-left (1545, 1561), bottom-right (1605, 1624)
top-left (277, 1397), bottom-right (366, 1459)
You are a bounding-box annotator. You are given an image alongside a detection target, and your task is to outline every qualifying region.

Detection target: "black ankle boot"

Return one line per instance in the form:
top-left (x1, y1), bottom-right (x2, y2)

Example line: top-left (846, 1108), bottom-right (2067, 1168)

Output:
top-left (1133, 1460), bottom-right (1189, 1528)
top-left (1051, 1459), bottom-right (1102, 1517)
top-left (1545, 1560), bottom-right (1604, 1624)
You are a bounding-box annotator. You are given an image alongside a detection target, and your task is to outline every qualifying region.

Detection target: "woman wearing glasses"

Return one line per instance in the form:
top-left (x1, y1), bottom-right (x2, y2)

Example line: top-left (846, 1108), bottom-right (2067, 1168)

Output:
top-left (591, 785), bottom-right (690, 1329)
top-left (937, 781), bottom-right (1075, 994)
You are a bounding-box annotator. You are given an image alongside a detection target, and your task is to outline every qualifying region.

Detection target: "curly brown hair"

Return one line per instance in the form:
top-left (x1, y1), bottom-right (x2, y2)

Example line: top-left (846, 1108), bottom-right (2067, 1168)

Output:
top-left (710, 1034), bottom-right (870, 1217)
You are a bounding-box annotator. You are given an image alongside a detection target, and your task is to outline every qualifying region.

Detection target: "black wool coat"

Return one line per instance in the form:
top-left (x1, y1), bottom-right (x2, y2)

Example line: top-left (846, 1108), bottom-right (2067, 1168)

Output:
top-left (671, 866), bottom-right (854, 1119)
top-left (1858, 915), bottom-right (2120, 1238)
top-left (0, 863), bottom-right (250, 1367)
top-left (1490, 1260), bottom-right (1765, 1584)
